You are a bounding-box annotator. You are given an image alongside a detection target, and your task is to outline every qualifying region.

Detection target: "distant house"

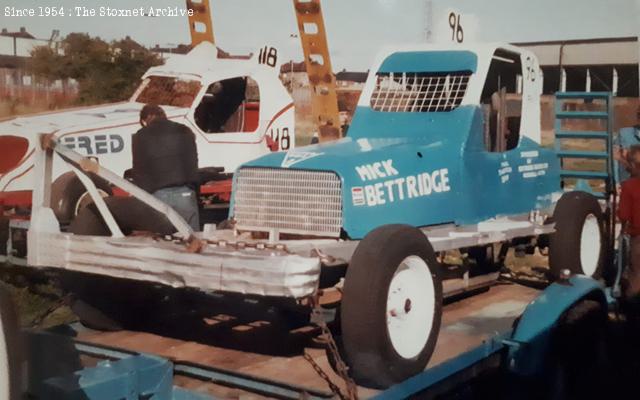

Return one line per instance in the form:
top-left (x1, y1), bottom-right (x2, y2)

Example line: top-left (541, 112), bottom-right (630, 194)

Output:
top-left (0, 27), bottom-right (76, 107)
top-left (0, 27), bottom-right (52, 66)
top-left (1, 27), bottom-right (35, 39)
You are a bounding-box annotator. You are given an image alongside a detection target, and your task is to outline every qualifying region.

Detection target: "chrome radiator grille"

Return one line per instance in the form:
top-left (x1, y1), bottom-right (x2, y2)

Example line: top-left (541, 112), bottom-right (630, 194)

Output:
top-left (233, 168), bottom-right (343, 237)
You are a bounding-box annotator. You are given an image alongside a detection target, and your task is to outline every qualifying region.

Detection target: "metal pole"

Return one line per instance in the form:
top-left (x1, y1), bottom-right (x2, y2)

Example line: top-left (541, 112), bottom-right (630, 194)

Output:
top-left (425, 0), bottom-right (433, 43)
top-left (558, 42), bottom-right (565, 92)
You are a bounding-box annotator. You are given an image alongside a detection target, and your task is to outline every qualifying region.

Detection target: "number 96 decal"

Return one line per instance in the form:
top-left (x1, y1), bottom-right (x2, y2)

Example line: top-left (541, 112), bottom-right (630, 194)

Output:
top-left (269, 127), bottom-right (291, 150)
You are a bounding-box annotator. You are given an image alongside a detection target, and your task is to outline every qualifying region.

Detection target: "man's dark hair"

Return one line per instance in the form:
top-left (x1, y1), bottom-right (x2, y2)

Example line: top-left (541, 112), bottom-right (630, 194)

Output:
top-left (140, 104), bottom-right (167, 122)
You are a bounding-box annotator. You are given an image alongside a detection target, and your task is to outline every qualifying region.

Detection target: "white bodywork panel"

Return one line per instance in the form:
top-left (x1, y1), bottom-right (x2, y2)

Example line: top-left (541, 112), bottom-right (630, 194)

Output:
top-left (0, 42), bottom-right (295, 194)
top-left (28, 232), bottom-right (321, 298)
top-left (25, 215), bottom-right (552, 299)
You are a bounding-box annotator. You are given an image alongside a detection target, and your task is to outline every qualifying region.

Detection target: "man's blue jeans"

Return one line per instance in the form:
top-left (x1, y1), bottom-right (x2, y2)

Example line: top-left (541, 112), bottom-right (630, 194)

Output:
top-left (153, 186), bottom-right (200, 231)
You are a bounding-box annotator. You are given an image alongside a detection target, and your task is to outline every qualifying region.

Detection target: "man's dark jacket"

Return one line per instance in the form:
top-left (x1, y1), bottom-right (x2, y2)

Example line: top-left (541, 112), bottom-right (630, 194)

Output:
top-left (131, 119), bottom-right (199, 193)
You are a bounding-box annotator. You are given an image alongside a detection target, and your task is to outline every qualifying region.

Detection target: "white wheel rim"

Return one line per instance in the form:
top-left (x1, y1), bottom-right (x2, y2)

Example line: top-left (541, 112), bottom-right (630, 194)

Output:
top-left (580, 214), bottom-right (601, 277)
top-left (74, 189), bottom-right (109, 217)
top-left (386, 255), bottom-right (435, 359)
top-left (0, 315), bottom-right (10, 399)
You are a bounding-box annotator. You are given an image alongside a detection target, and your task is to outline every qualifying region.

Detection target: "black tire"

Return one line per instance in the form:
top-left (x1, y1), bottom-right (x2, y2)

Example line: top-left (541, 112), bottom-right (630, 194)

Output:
top-left (51, 172), bottom-right (113, 225)
top-left (549, 191), bottom-right (604, 279)
top-left (0, 284), bottom-right (23, 399)
top-left (548, 299), bottom-right (612, 399)
top-left (341, 224), bottom-right (443, 389)
top-left (69, 196), bottom-right (176, 237)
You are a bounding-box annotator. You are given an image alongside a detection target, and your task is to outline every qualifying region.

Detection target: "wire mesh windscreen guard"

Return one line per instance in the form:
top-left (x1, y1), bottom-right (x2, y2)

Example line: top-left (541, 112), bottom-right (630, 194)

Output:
top-left (370, 71), bottom-right (471, 112)
top-left (233, 168), bottom-right (343, 237)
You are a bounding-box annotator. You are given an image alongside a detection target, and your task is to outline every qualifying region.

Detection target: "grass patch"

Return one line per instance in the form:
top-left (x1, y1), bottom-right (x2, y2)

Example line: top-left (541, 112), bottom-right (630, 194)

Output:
top-left (0, 267), bottom-right (76, 329)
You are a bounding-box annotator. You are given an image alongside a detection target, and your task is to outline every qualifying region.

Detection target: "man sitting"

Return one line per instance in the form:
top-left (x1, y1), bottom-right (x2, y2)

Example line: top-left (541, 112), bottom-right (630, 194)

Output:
top-left (131, 104), bottom-right (200, 230)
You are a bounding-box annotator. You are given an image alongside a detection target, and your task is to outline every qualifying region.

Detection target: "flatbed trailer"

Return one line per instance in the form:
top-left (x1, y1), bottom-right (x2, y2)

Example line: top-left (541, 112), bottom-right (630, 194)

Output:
top-left (0, 50), bottom-right (621, 391)
top-left (1, 113), bottom-right (615, 396)
top-left (14, 276), bottom-right (612, 400)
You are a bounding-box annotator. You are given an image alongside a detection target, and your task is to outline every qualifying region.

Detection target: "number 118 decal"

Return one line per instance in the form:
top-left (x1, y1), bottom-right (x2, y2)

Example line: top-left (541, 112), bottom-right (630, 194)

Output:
top-left (269, 127), bottom-right (291, 150)
top-left (258, 46), bottom-right (278, 68)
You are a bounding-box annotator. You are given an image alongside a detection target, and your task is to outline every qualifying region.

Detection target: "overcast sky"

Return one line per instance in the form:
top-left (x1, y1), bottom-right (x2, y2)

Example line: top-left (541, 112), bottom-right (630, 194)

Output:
top-left (1, 0), bottom-right (638, 70)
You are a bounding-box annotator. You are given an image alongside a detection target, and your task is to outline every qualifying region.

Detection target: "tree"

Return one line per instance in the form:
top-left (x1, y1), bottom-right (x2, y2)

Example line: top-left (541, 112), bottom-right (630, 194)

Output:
top-left (30, 33), bottom-right (162, 105)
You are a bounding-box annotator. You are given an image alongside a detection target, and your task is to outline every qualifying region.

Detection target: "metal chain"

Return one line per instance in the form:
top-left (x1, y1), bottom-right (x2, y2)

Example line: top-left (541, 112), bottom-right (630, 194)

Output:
top-left (306, 306), bottom-right (359, 400)
top-left (303, 352), bottom-right (348, 399)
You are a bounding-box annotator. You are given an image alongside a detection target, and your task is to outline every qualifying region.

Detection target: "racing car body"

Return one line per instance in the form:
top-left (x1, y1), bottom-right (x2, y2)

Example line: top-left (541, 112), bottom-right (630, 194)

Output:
top-left (231, 43), bottom-right (558, 239)
top-left (0, 42), bottom-right (294, 220)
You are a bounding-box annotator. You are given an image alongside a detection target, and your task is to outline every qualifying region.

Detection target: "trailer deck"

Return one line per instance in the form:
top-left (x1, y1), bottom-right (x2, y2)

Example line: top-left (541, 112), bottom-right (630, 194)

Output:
top-left (40, 282), bottom-right (540, 399)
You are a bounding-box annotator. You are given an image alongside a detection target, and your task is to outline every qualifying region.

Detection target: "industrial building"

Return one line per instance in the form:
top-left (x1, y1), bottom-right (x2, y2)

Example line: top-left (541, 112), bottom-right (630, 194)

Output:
top-left (518, 36), bottom-right (639, 97)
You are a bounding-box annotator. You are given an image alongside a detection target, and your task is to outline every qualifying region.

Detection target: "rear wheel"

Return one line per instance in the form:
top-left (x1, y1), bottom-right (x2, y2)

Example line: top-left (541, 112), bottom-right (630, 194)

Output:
top-left (341, 224), bottom-right (443, 388)
top-left (549, 191), bottom-right (604, 278)
top-left (51, 172), bottom-right (112, 225)
top-left (69, 196), bottom-right (175, 237)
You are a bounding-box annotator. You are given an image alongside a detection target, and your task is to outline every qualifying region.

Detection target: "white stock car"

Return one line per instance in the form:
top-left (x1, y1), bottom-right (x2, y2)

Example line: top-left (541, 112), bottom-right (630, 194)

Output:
top-left (0, 42), bottom-right (295, 223)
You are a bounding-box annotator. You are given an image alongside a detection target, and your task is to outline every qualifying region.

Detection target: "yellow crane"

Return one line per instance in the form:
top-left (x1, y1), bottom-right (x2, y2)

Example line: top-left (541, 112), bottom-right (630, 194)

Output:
top-left (186, 0), bottom-right (215, 46)
top-left (292, 0), bottom-right (341, 142)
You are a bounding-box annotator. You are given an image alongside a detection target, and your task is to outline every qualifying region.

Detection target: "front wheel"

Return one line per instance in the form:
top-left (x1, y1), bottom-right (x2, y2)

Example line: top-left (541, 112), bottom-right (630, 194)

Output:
top-left (549, 191), bottom-right (604, 278)
top-left (341, 224), bottom-right (443, 389)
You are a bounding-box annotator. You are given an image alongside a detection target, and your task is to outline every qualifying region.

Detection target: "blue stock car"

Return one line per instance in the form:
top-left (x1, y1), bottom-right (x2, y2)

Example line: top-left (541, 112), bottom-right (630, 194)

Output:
top-left (21, 43), bottom-right (611, 391)
top-left (229, 43), bottom-right (608, 387)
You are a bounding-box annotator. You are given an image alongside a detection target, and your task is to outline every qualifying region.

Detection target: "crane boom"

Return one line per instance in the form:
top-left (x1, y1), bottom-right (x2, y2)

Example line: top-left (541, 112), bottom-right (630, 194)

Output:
top-left (187, 0), bottom-right (215, 46)
top-left (293, 0), bottom-right (341, 142)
